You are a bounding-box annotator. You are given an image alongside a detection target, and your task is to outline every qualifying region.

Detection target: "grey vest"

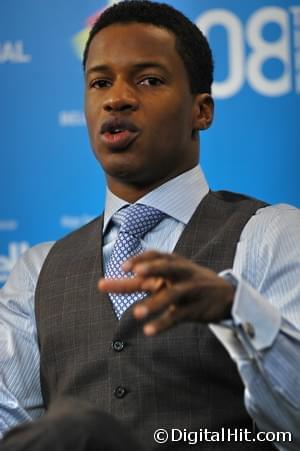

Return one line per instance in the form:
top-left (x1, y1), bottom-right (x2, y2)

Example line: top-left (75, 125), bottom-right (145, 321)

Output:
top-left (36, 191), bottom-right (272, 450)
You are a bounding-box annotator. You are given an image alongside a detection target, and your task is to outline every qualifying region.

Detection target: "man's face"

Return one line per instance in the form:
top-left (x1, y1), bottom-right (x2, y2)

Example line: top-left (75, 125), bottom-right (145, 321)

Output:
top-left (85, 22), bottom-right (203, 193)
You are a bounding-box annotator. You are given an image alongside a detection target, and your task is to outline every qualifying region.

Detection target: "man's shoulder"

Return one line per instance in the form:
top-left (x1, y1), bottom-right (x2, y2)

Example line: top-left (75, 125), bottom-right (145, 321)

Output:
top-left (209, 190), bottom-right (268, 207)
top-left (210, 191), bottom-right (299, 235)
top-left (14, 215), bottom-right (103, 279)
top-left (204, 191), bottom-right (299, 241)
top-left (1, 242), bottom-right (55, 293)
top-left (241, 202), bottom-right (300, 243)
top-left (200, 190), bottom-right (269, 224)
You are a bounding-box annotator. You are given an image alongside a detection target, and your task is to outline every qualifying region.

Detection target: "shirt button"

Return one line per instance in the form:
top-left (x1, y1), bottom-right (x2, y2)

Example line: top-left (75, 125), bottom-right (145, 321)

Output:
top-left (112, 340), bottom-right (125, 352)
top-left (114, 386), bottom-right (127, 399)
top-left (243, 322), bottom-right (255, 339)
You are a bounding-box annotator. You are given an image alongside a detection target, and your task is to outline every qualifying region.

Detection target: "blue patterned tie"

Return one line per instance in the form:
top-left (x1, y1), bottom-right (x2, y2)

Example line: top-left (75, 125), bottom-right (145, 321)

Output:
top-left (105, 204), bottom-right (165, 319)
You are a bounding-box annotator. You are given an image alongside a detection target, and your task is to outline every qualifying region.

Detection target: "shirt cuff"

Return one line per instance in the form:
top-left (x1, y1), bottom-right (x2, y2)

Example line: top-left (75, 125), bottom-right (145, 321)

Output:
top-left (210, 271), bottom-right (282, 361)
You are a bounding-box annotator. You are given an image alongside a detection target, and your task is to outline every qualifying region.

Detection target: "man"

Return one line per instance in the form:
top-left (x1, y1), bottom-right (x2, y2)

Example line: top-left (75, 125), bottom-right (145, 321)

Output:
top-left (1, 1), bottom-right (300, 450)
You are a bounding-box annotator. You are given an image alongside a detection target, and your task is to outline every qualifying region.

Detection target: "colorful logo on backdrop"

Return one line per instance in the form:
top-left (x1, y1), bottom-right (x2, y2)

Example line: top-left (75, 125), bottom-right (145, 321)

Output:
top-left (72, 3), bottom-right (300, 98)
top-left (72, 0), bottom-right (124, 59)
top-left (72, 9), bottom-right (104, 60)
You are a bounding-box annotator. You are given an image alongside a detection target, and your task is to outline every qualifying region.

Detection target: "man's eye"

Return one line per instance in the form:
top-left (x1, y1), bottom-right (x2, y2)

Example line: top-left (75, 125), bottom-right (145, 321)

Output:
top-left (90, 79), bottom-right (111, 89)
top-left (139, 77), bottom-right (164, 87)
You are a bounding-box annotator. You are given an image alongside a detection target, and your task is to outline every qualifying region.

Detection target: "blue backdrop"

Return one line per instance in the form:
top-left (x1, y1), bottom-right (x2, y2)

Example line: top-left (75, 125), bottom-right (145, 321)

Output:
top-left (1, 0), bottom-right (299, 285)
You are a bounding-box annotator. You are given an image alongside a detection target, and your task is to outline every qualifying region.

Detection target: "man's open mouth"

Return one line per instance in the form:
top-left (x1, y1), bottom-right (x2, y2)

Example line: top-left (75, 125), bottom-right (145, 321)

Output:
top-left (102, 129), bottom-right (140, 150)
top-left (100, 118), bottom-right (141, 151)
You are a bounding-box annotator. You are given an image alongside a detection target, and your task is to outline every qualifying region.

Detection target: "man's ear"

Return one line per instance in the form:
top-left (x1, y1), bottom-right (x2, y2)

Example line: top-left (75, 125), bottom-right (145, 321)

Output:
top-left (192, 93), bottom-right (214, 131)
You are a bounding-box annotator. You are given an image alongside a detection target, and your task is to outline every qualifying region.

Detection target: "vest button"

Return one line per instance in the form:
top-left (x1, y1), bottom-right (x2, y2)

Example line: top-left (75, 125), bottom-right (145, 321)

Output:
top-left (112, 340), bottom-right (125, 352)
top-left (114, 386), bottom-right (127, 398)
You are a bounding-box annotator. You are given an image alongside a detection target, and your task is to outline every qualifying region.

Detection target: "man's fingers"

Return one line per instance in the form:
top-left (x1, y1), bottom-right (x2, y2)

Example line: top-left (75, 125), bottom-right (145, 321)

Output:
top-left (142, 299), bottom-right (213, 336)
top-left (133, 281), bottom-right (192, 319)
top-left (98, 277), bottom-right (144, 293)
top-left (140, 277), bottom-right (166, 292)
top-left (133, 286), bottom-right (171, 319)
top-left (122, 250), bottom-right (174, 272)
top-left (99, 276), bottom-right (166, 294)
top-left (133, 259), bottom-right (194, 280)
top-left (143, 303), bottom-right (189, 336)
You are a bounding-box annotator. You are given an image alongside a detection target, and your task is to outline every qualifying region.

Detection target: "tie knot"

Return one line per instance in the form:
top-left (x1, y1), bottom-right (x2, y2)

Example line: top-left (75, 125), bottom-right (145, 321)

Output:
top-left (116, 204), bottom-right (165, 239)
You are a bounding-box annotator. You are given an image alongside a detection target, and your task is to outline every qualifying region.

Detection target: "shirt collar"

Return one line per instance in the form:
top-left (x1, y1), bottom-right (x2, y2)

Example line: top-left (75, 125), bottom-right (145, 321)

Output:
top-left (103, 165), bottom-right (209, 233)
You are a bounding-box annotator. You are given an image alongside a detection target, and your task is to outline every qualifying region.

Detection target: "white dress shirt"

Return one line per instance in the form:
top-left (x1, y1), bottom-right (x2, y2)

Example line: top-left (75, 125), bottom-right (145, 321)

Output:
top-left (1, 166), bottom-right (300, 450)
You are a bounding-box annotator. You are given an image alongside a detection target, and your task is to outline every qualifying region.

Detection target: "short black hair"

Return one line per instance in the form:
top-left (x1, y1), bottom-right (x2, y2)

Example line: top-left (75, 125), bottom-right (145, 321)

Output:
top-left (82, 0), bottom-right (214, 94)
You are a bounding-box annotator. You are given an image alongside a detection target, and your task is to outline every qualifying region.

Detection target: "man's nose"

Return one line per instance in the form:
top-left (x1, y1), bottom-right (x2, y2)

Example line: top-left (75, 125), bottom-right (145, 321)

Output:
top-left (102, 82), bottom-right (139, 112)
